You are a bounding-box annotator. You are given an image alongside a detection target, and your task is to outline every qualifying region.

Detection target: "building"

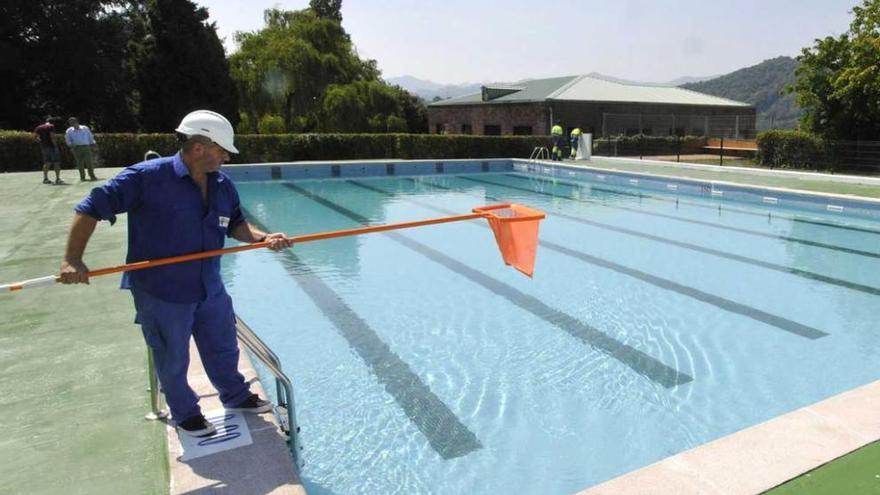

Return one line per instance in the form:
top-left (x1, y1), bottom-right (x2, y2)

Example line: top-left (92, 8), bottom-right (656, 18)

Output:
top-left (427, 74), bottom-right (756, 138)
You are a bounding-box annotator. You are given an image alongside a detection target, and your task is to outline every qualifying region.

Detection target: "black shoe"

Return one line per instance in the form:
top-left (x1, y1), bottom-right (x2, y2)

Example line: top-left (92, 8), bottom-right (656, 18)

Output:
top-left (177, 414), bottom-right (217, 437)
top-left (42, 178), bottom-right (52, 184)
top-left (226, 394), bottom-right (272, 413)
top-left (54, 178), bottom-right (65, 185)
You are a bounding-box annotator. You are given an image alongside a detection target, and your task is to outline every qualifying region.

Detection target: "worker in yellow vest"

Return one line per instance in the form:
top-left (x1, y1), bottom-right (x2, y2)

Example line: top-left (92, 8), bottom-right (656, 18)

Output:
top-left (569, 128), bottom-right (582, 159)
top-left (550, 120), bottom-right (564, 161)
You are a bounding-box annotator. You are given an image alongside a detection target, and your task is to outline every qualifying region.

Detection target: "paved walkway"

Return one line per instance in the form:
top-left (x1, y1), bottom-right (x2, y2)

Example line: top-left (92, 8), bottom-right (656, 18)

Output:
top-left (0, 169), bottom-right (167, 494)
top-left (0, 167), bottom-right (304, 495)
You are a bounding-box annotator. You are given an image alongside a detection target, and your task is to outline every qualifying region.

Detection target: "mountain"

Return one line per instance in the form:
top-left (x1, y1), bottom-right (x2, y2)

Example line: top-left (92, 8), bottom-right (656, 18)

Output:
top-left (680, 57), bottom-right (801, 131)
top-left (666, 75), bottom-right (720, 86)
top-left (385, 76), bottom-right (483, 102)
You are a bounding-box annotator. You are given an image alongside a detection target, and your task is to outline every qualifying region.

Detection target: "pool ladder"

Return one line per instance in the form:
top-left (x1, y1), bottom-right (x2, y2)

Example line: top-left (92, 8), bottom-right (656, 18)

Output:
top-left (146, 316), bottom-right (304, 468)
top-left (529, 146), bottom-right (550, 161)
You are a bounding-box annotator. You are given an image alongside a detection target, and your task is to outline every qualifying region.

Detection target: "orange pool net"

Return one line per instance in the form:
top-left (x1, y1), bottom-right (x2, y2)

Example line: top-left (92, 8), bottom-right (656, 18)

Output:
top-left (473, 204), bottom-right (546, 277)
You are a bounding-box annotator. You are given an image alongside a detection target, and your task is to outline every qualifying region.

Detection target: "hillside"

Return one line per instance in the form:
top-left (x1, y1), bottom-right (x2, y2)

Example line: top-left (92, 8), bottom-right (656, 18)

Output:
top-left (386, 75), bottom-right (483, 101)
top-left (681, 56), bottom-right (801, 131)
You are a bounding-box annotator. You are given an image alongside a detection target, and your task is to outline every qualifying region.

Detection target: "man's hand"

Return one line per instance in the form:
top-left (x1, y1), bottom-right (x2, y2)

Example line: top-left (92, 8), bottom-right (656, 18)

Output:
top-left (60, 258), bottom-right (90, 284)
top-left (262, 232), bottom-right (294, 251)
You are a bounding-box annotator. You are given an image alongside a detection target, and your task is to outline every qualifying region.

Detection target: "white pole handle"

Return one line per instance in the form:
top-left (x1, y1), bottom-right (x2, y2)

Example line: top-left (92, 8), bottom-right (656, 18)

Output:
top-left (0, 275), bottom-right (59, 292)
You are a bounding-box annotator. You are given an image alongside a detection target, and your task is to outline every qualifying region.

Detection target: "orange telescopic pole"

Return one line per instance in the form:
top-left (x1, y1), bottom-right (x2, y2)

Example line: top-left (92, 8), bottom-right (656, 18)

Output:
top-left (2, 204), bottom-right (545, 292)
top-left (1, 211), bottom-right (488, 292)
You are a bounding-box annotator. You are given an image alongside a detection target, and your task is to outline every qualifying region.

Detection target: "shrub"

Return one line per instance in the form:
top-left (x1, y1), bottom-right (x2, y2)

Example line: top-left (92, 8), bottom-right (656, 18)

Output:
top-left (756, 130), bottom-right (829, 169)
top-left (0, 132), bottom-right (551, 172)
top-left (257, 114), bottom-right (286, 134)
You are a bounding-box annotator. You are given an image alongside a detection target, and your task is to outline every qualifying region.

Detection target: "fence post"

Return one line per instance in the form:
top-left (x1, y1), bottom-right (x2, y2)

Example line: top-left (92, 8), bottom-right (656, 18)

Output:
top-left (676, 134), bottom-right (681, 163)
top-left (719, 136), bottom-right (724, 166)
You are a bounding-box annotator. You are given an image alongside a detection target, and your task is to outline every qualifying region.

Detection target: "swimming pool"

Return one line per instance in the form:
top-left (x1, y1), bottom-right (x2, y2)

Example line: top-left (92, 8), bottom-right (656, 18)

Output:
top-left (222, 161), bottom-right (880, 494)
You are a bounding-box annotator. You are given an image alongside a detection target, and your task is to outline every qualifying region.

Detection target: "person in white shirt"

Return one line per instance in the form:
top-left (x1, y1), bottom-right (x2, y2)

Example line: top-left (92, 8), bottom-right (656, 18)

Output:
top-left (65, 117), bottom-right (99, 181)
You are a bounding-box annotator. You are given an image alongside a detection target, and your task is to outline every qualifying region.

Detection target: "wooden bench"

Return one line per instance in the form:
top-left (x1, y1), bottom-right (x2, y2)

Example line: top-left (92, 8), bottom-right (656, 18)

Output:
top-left (703, 138), bottom-right (758, 152)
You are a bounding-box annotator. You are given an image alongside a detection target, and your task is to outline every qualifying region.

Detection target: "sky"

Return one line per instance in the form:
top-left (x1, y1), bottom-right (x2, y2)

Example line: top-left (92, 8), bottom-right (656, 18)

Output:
top-left (196, 0), bottom-right (858, 84)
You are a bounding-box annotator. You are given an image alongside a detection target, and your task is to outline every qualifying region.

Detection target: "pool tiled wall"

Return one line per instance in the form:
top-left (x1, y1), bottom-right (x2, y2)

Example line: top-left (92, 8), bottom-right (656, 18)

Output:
top-left (225, 159), bottom-right (512, 182)
top-left (512, 160), bottom-right (880, 222)
top-left (224, 158), bottom-right (880, 222)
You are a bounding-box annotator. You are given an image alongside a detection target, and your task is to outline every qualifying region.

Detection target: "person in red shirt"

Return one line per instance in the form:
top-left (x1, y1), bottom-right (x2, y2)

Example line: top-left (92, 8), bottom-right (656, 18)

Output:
top-left (34, 117), bottom-right (63, 184)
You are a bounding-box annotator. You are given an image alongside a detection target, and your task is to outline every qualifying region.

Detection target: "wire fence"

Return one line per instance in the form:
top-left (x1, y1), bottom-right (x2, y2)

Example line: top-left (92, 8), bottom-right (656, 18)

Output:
top-left (600, 113), bottom-right (757, 139)
top-left (821, 140), bottom-right (880, 175)
top-left (590, 136), bottom-right (880, 175)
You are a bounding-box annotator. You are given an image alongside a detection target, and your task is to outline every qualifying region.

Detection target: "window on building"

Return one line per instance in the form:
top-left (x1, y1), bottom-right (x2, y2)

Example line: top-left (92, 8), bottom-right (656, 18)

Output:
top-left (435, 123), bottom-right (444, 134)
top-left (461, 124), bottom-right (473, 134)
top-left (512, 126), bottom-right (533, 135)
top-left (483, 124), bottom-right (502, 136)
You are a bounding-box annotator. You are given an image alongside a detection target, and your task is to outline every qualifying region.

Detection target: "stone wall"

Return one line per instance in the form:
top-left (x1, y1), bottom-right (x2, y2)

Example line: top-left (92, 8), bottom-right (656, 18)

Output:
top-left (427, 103), bottom-right (549, 136)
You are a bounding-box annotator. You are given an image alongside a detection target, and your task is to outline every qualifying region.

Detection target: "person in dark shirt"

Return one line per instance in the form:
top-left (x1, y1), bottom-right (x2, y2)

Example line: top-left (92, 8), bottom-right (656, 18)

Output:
top-left (59, 110), bottom-right (294, 437)
top-left (34, 117), bottom-right (63, 184)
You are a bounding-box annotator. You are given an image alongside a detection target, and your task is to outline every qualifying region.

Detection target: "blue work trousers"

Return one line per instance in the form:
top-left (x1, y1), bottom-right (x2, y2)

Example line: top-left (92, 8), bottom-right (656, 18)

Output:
top-left (133, 287), bottom-right (251, 422)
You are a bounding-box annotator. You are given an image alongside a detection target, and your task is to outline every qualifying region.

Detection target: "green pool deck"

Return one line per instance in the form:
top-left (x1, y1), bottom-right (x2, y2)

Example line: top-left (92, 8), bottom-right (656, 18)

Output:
top-left (0, 167), bottom-right (167, 495)
top-left (574, 156), bottom-right (880, 199)
top-left (2, 159), bottom-right (880, 495)
top-left (765, 440), bottom-right (880, 494)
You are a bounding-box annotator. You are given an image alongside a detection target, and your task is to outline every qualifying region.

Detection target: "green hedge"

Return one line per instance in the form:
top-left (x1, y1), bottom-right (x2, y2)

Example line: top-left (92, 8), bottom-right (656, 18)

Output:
top-left (0, 132), bottom-right (549, 173)
top-left (593, 135), bottom-right (706, 156)
top-left (756, 130), bottom-right (830, 170)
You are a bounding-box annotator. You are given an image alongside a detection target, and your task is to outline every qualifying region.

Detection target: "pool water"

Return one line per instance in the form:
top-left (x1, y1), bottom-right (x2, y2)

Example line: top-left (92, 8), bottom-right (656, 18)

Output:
top-left (223, 171), bottom-right (880, 495)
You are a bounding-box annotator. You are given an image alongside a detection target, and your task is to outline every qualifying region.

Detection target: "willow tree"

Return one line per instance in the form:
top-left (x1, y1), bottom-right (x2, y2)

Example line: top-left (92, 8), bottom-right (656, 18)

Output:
top-left (229, 6), bottom-right (426, 133)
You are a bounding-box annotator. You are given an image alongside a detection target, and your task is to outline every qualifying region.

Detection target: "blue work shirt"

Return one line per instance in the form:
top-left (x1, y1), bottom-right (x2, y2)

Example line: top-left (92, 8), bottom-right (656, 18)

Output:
top-left (75, 152), bottom-right (246, 303)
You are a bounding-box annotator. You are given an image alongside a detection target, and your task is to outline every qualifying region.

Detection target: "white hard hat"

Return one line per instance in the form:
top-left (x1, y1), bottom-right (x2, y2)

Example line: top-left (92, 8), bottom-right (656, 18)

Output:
top-left (175, 110), bottom-right (239, 154)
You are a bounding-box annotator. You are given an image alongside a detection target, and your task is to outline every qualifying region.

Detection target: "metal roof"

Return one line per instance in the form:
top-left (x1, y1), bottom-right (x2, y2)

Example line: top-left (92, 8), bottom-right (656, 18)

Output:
top-left (429, 74), bottom-right (751, 108)
top-left (429, 76), bottom-right (579, 105)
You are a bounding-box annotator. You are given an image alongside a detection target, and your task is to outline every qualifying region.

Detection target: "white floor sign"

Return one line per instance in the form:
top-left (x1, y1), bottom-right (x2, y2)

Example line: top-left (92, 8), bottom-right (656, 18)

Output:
top-left (178, 409), bottom-right (254, 461)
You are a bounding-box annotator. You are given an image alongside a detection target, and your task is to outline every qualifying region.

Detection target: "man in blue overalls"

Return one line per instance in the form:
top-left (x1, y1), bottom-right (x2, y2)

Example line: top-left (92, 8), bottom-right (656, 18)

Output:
top-left (59, 110), bottom-right (294, 437)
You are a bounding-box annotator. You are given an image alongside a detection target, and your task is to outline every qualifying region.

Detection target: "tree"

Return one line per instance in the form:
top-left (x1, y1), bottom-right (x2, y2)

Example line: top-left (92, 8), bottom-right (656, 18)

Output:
top-left (320, 80), bottom-right (402, 132)
top-left (392, 85), bottom-right (428, 133)
top-left (133, 0), bottom-right (238, 132)
top-left (309, 0), bottom-right (342, 22)
top-left (0, 0), bottom-right (139, 130)
top-left (230, 7), bottom-right (426, 133)
top-left (791, 0), bottom-right (880, 140)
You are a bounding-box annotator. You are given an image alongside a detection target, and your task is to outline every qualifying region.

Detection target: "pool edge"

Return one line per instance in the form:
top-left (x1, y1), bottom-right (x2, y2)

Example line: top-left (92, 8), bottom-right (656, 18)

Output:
top-left (575, 378), bottom-right (880, 495)
top-left (166, 340), bottom-right (307, 495)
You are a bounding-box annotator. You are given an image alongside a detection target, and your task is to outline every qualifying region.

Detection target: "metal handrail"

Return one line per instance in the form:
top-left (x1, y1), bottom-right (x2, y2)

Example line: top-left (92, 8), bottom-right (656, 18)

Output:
top-left (145, 349), bottom-right (168, 420)
top-left (145, 317), bottom-right (304, 468)
top-left (529, 146), bottom-right (549, 161)
top-left (235, 316), bottom-right (303, 468)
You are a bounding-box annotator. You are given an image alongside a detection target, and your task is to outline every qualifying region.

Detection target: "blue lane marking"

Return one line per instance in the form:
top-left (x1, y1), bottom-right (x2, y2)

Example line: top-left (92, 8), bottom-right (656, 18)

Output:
top-left (504, 173), bottom-right (880, 259)
top-left (243, 208), bottom-right (482, 460)
top-left (459, 176), bottom-right (880, 297)
top-left (400, 176), bottom-right (829, 340)
top-left (286, 182), bottom-right (692, 389)
top-left (507, 172), bottom-right (880, 236)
